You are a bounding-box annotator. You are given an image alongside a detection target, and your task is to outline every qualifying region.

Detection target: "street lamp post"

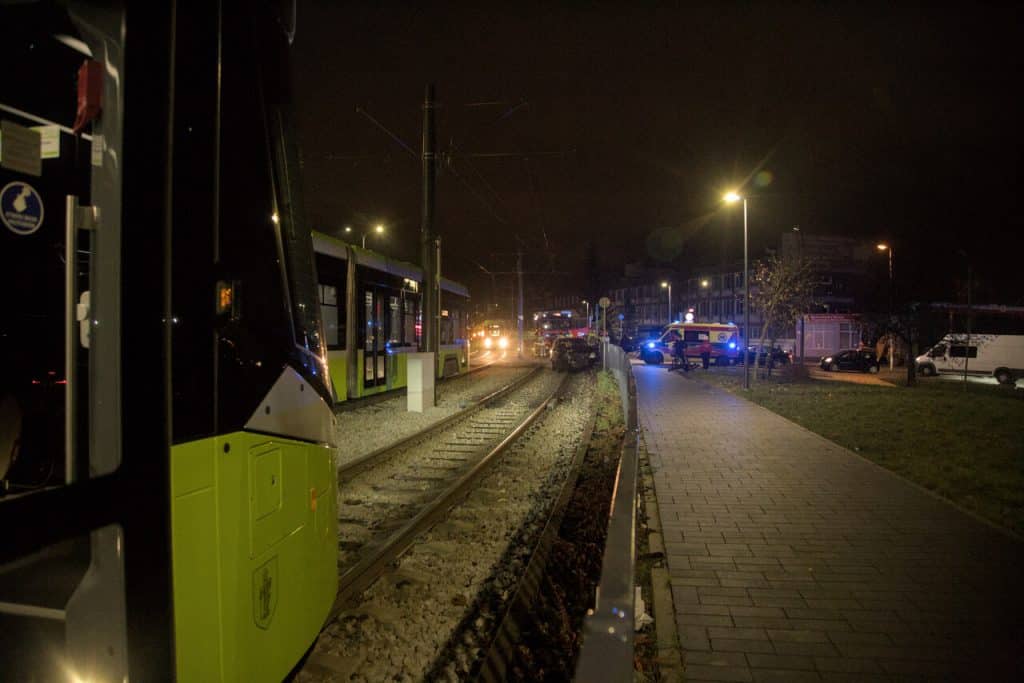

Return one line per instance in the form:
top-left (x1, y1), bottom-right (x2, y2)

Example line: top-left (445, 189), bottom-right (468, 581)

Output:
top-left (344, 223), bottom-right (386, 249)
top-left (724, 192), bottom-right (749, 390)
top-left (661, 281), bottom-right (672, 324)
top-left (700, 278), bottom-right (710, 322)
top-left (582, 300), bottom-right (590, 330)
top-left (877, 243), bottom-right (895, 371)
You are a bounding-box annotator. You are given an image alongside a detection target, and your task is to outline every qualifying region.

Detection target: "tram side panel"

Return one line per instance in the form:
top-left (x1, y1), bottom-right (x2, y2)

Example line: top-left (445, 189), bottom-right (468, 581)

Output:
top-left (168, 6), bottom-right (337, 682)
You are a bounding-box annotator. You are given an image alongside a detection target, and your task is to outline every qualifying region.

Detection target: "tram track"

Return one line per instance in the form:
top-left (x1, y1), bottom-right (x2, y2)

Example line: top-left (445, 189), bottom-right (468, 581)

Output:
top-left (330, 370), bottom-right (567, 614)
top-left (295, 369), bottom-right (593, 682)
top-left (336, 365), bottom-right (542, 482)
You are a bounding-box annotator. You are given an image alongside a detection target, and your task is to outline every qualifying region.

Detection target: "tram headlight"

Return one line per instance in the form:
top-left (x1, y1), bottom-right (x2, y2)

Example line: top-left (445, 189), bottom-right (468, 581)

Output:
top-left (484, 337), bottom-right (492, 349)
top-left (498, 337), bottom-right (509, 349)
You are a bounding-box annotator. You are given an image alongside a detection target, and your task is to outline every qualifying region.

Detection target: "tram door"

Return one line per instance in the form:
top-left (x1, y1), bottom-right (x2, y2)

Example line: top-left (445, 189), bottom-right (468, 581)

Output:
top-left (364, 286), bottom-right (388, 388)
top-left (1, 4), bottom-right (170, 681)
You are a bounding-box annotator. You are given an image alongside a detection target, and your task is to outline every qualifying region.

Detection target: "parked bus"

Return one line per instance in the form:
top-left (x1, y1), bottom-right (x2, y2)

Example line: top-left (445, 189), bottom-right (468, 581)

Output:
top-left (640, 322), bottom-right (741, 365)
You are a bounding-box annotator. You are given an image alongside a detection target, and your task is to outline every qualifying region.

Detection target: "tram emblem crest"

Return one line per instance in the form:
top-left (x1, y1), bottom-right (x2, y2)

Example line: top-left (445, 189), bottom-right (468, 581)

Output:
top-left (253, 556), bottom-right (278, 629)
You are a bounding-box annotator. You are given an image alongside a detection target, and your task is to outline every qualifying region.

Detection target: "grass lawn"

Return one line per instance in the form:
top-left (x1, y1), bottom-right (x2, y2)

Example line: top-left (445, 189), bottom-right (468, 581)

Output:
top-left (693, 367), bottom-right (1024, 537)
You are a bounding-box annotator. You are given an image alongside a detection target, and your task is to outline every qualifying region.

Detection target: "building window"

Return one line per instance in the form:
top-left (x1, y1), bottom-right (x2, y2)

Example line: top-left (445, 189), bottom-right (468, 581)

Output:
top-left (839, 322), bottom-right (860, 350)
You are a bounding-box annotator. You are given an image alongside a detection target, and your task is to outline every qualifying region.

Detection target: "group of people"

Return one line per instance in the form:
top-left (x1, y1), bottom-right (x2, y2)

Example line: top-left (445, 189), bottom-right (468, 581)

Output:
top-left (664, 329), bottom-right (711, 373)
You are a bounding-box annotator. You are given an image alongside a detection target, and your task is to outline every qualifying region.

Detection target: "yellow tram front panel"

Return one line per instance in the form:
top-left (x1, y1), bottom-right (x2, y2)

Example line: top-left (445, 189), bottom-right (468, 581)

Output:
top-left (170, 432), bottom-right (337, 682)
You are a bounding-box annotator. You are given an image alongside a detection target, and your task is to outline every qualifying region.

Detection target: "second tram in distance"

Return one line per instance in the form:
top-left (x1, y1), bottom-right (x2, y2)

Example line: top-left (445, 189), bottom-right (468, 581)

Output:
top-left (313, 232), bottom-right (471, 402)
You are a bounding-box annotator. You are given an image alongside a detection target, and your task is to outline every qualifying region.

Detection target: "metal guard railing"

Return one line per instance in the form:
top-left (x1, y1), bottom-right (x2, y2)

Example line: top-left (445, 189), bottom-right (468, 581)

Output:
top-left (574, 342), bottom-right (640, 682)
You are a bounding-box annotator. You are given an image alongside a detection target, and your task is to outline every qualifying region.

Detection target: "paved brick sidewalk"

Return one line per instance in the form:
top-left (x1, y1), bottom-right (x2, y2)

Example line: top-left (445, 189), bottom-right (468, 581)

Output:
top-left (635, 365), bottom-right (1024, 682)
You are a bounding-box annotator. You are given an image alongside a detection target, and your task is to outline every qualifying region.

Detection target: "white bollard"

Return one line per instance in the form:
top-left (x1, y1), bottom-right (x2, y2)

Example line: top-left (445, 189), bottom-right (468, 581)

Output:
top-left (406, 352), bottom-right (436, 413)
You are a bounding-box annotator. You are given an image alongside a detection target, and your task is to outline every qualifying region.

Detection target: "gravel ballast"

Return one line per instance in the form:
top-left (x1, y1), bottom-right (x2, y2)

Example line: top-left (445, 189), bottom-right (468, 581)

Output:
top-left (298, 370), bottom-right (597, 682)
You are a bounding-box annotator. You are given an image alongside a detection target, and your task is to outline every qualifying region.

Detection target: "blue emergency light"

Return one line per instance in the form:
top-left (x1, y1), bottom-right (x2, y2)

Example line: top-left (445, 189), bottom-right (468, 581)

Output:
top-left (647, 341), bottom-right (656, 349)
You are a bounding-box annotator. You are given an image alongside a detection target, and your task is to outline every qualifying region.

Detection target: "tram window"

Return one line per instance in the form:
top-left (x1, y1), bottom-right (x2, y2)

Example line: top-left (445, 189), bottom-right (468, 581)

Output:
top-left (315, 253), bottom-right (346, 350)
top-left (403, 298), bottom-right (418, 346)
top-left (440, 311), bottom-right (452, 345)
top-left (319, 285), bottom-right (341, 348)
top-left (389, 296), bottom-right (402, 344)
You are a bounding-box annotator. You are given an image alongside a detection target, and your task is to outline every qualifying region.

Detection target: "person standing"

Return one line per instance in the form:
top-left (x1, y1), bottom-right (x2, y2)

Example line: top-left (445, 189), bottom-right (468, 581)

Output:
top-left (673, 336), bottom-right (689, 372)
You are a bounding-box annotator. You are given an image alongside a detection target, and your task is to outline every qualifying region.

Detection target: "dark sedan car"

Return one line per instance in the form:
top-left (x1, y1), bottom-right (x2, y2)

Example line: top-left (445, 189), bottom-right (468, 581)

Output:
top-left (738, 346), bottom-right (790, 367)
top-left (820, 349), bottom-right (880, 374)
top-left (619, 325), bottom-right (663, 353)
top-left (551, 337), bottom-right (597, 371)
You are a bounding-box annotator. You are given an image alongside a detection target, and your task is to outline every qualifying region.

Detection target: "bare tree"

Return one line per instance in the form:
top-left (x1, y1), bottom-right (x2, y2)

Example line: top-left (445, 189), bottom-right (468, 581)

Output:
top-left (750, 253), bottom-right (817, 380)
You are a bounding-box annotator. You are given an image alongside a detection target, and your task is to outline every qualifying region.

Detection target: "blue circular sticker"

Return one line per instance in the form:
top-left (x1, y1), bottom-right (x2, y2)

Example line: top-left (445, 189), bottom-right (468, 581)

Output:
top-left (1, 181), bottom-right (45, 235)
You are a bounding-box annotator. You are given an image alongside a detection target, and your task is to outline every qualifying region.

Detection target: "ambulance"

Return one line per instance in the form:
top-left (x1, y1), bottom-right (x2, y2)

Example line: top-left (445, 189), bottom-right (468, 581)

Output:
top-left (640, 322), bottom-right (742, 365)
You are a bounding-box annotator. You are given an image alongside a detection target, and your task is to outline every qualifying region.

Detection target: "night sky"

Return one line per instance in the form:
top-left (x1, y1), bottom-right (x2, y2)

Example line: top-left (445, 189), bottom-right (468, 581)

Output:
top-left (292, 2), bottom-right (1024, 307)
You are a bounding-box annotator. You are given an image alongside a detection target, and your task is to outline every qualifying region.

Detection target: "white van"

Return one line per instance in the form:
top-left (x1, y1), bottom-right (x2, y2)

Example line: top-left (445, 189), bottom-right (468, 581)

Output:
top-left (916, 334), bottom-right (1024, 385)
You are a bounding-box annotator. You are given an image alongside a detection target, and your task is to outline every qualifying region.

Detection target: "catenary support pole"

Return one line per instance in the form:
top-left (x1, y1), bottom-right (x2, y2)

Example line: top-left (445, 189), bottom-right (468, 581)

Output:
top-left (963, 262), bottom-right (971, 389)
top-left (516, 247), bottom-right (524, 358)
top-left (421, 84), bottom-right (437, 401)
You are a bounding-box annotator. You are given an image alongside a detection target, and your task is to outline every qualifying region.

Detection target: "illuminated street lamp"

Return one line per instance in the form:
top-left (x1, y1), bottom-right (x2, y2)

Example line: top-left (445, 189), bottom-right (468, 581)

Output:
top-left (344, 223), bottom-right (386, 249)
top-left (661, 281), bottom-right (672, 324)
top-left (877, 243), bottom-right (895, 370)
top-left (723, 191), bottom-right (749, 389)
top-left (581, 299), bottom-right (590, 329)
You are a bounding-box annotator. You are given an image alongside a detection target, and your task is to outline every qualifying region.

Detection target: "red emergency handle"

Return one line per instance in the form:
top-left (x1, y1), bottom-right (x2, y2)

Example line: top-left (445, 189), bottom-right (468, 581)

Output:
top-left (72, 59), bottom-right (103, 135)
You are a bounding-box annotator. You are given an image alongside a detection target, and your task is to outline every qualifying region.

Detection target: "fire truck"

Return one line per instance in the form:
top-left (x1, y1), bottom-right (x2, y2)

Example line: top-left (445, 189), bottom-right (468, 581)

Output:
top-left (533, 309), bottom-right (589, 342)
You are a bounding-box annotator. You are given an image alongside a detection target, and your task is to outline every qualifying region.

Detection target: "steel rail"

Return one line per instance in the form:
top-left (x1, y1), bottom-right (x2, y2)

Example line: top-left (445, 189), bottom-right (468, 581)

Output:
top-left (327, 372), bottom-right (569, 620)
top-left (473, 393), bottom-right (600, 682)
top-left (337, 365), bottom-right (541, 482)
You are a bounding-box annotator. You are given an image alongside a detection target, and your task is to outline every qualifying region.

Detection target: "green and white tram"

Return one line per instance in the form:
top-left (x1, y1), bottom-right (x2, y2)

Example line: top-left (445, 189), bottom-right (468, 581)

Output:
top-left (313, 232), bottom-right (471, 403)
top-left (1, 3), bottom-right (336, 681)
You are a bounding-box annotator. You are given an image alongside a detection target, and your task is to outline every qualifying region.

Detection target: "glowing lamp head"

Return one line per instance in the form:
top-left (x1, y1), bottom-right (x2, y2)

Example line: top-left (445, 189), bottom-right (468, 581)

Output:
top-left (647, 341), bottom-right (656, 349)
top-left (877, 243), bottom-right (889, 251)
top-left (375, 224), bottom-right (385, 234)
top-left (343, 225), bottom-right (352, 233)
top-left (728, 341), bottom-right (736, 349)
top-left (661, 281), bottom-right (669, 288)
top-left (723, 191), bottom-right (741, 203)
